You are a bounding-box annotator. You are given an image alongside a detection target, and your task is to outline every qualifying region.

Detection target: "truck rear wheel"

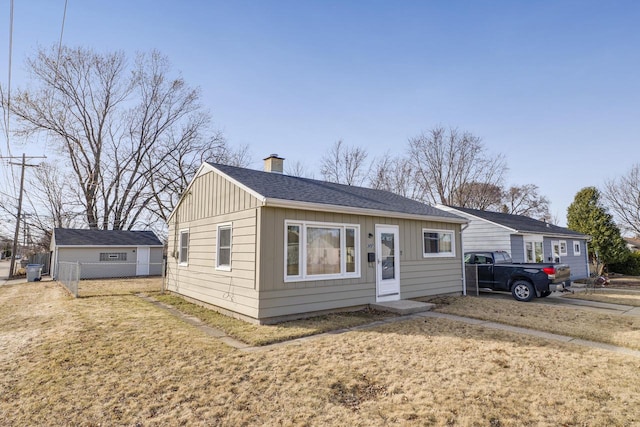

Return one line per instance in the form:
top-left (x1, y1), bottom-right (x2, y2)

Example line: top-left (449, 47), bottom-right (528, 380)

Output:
top-left (511, 280), bottom-right (535, 302)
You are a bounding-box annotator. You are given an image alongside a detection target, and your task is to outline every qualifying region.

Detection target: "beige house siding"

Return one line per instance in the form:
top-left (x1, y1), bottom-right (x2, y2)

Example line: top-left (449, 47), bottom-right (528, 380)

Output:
top-left (166, 170), bottom-right (261, 319)
top-left (256, 207), bottom-right (463, 319)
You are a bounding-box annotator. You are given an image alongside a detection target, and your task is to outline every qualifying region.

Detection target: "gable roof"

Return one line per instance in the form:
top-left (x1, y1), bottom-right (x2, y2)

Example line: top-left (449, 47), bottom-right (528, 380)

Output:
top-left (53, 228), bottom-right (163, 247)
top-left (202, 162), bottom-right (466, 223)
top-left (445, 206), bottom-right (589, 239)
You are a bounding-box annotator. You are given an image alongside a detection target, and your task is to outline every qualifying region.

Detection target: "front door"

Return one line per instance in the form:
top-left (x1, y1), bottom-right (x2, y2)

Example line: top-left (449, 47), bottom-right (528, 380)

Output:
top-left (136, 247), bottom-right (150, 276)
top-left (375, 225), bottom-right (400, 302)
top-left (551, 241), bottom-right (560, 263)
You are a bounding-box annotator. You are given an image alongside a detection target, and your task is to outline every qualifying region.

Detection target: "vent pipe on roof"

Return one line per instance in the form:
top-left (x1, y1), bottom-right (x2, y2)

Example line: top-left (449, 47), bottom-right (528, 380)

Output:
top-left (264, 154), bottom-right (284, 174)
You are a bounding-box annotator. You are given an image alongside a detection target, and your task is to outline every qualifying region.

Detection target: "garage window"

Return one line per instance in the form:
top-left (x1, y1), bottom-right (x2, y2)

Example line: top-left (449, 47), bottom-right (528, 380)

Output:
top-left (99, 252), bottom-right (127, 261)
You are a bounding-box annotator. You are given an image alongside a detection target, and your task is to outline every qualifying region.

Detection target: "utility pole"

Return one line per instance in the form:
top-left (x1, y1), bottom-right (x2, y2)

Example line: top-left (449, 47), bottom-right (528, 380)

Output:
top-left (0, 154), bottom-right (46, 278)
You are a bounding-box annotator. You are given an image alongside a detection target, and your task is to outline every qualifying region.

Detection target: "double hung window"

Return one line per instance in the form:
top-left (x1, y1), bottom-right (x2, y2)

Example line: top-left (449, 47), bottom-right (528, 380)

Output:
top-left (179, 230), bottom-right (189, 265)
top-left (216, 224), bottom-right (232, 270)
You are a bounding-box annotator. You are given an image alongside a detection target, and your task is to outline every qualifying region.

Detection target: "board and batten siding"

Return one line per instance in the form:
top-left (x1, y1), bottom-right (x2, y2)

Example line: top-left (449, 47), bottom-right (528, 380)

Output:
top-left (166, 170), bottom-right (261, 320)
top-left (256, 207), bottom-right (463, 319)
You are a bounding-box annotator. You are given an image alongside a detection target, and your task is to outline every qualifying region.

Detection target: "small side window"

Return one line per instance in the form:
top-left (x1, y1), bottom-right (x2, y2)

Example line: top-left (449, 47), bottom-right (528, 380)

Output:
top-left (216, 224), bottom-right (232, 271)
top-left (179, 230), bottom-right (189, 265)
top-left (573, 241), bottom-right (581, 256)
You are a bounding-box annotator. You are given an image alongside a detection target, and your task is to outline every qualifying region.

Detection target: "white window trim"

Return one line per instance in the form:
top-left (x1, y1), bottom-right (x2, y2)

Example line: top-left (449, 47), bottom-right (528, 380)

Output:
top-left (422, 228), bottom-right (456, 258)
top-left (573, 240), bottom-right (581, 256)
top-left (178, 229), bottom-right (189, 266)
top-left (284, 220), bottom-right (361, 282)
top-left (523, 235), bottom-right (544, 263)
top-left (216, 223), bottom-right (232, 271)
top-left (559, 240), bottom-right (568, 257)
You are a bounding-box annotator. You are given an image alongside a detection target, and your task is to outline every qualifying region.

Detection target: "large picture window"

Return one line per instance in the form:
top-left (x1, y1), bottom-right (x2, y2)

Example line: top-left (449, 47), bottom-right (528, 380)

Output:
top-left (285, 220), bottom-right (360, 281)
top-left (422, 229), bottom-right (455, 257)
top-left (216, 223), bottom-right (232, 270)
top-left (179, 229), bottom-right (189, 265)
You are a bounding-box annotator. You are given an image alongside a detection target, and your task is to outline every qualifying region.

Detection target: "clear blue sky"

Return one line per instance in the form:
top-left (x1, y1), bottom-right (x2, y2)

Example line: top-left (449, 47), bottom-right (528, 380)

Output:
top-left (2, 0), bottom-right (639, 227)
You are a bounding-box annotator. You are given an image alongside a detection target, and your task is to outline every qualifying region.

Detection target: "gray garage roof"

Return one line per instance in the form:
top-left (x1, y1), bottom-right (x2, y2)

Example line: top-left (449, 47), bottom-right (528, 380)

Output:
top-left (53, 228), bottom-right (163, 247)
top-left (209, 163), bottom-right (466, 222)
top-left (447, 206), bottom-right (589, 238)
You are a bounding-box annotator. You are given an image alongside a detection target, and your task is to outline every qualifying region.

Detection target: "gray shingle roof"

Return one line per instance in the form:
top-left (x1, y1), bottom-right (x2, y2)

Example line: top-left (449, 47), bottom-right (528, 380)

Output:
top-left (210, 163), bottom-right (465, 221)
top-left (53, 228), bottom-right (163, 246)
top-left (448, 206), bottom-right (589, 238)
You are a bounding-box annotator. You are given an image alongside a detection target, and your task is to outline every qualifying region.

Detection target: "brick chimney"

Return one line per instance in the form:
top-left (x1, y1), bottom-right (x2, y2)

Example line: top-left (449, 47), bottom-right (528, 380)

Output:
top-left (263, 154), bottom-right (284, 174)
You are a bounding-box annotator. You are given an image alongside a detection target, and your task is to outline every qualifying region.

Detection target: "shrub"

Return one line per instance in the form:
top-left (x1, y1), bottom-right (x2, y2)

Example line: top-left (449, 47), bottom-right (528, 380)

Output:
top-left (609, 251), bottom-right (640, 276)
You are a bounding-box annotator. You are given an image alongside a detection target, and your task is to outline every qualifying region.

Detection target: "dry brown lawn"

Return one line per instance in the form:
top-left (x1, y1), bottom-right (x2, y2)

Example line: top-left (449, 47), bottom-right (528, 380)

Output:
top-left (154, 293), bottom-right (398, 346)
top-left (1, 282), bottom-right (640, 426)
top-left (565, 290), bottom-right (640, 307)
top-left (78, 276), bottom-right (164, 297)
top-left (432, 295), bottom-right (640, 350)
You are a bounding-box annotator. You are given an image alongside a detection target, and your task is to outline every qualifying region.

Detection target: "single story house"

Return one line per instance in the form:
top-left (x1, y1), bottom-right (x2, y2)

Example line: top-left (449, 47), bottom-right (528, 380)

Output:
top-left (50, 228), bottom-right (164, 279)
top-left (166, 155), bottom-right (468, 324)
top-left (438, 206), bottom-right (590, 280)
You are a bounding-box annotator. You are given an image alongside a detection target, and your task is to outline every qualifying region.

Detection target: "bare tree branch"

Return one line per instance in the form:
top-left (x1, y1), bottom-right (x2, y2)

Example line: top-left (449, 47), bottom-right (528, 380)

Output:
top-left (603, 164), bottom-right (640, 236)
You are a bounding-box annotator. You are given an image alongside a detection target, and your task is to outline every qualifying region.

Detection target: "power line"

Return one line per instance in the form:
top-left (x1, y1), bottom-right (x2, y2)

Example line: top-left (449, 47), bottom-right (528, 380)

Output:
top-left (0, 153), bottom-right (45, 277)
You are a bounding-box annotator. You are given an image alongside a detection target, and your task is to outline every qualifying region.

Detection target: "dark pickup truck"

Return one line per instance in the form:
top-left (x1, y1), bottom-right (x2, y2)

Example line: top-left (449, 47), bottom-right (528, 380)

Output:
top-left (464, 251), bottom-right (571, 302)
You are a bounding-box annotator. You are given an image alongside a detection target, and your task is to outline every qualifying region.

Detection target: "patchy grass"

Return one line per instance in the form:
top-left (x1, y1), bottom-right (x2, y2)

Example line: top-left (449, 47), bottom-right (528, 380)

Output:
top-left (2, 282), bottom-right (640, 426)
top-left (78, 277), bottom-right (164, 297)
top-left (153, 293), bottom-right (398, 346)
top-left (565, 291), bottom-right (640, 307)
top-left (432, 295), bottom-right (640, 350)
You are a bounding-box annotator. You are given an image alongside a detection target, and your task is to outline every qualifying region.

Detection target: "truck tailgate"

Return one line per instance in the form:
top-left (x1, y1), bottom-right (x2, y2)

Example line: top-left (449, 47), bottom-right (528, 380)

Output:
top-left (552, 264), bottom-right (570, 283)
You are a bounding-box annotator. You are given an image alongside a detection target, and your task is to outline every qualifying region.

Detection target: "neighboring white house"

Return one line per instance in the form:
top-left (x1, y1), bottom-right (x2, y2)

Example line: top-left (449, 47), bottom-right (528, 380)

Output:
top-left (50, 228), bottom-right (164, 279)
top-left (439, 206), bottom-right (591, 281)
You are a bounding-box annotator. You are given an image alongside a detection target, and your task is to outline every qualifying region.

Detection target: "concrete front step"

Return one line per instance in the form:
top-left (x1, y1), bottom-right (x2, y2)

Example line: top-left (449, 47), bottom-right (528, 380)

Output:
top-left (370, 299), bottom-right (435, 315)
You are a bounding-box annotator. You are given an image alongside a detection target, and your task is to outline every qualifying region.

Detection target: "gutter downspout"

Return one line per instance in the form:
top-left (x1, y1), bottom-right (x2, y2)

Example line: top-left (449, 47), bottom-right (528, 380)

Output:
top-left (460, 223), bottom-right (469, 295)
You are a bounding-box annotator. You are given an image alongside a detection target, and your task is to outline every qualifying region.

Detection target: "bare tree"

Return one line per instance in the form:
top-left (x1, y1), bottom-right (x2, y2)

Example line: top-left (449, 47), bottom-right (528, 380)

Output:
top-left (603, 164), bottom-right (640, 236)
top-left (455, 182), bottom-right (503, 210)
top-left (501, 184), bottom-right (551, 221)
top-left (320, 140), bottom-right (369, 185)
top-left (368, 154), bottom-right (421, 199)
top-left (285, 160), bottom-right (315, 179)
top-left (6, 46), bottom-right (236, 230)
top-left (408, 127), bottom-right (507, 205)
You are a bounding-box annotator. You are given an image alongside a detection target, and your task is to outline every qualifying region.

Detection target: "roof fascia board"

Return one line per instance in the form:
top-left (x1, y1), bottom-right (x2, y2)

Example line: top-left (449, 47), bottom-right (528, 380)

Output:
top-left (264, 198), bottom-right (468, 224)
top-left (513, 231), bottom-right (590, 240)
top-left (167, 163), bottom-right (267, 222)
top-left (208, 164), bottom-right (267, 203)
top-left (167, 162), bottom-right (212, 222)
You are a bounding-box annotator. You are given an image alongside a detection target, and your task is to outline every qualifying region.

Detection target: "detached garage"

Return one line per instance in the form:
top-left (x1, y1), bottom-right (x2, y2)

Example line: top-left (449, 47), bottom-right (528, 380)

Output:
top-left (50, 228), bottom-right (164, 279)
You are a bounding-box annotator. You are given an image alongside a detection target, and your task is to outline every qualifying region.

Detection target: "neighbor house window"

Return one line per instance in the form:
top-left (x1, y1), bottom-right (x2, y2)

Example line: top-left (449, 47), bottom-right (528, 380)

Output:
top-left (524, 237), bottom-right (544, 263)
top-left (285, 220), bottom-right (360, 281)
top-left (99, 252), bottom-right (127, 262)
top-left (179, 229), bottom-right (189, 265)
top-left (216, 223), bottom-right (232, 270)
top-left (422, 229), bottom-right (455, 257)
top-left (573, 241), bottom-right (581, 256)
top-left (559, 240), bottom-right (568, 256)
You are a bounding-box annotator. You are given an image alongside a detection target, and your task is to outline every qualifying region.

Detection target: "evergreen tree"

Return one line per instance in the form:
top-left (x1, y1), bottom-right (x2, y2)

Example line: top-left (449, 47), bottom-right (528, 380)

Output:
top-left (567, 187), bottom-right (629, 268)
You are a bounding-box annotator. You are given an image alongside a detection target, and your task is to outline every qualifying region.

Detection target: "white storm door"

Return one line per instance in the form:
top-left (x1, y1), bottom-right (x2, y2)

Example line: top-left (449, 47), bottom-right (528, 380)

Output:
top-left (136, 247), bottom-right (150, 276)
top-left (551, 241), bottom-right (560, 263)
top-left (375, 225), bottom-right (400, 302)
